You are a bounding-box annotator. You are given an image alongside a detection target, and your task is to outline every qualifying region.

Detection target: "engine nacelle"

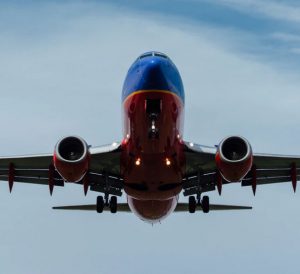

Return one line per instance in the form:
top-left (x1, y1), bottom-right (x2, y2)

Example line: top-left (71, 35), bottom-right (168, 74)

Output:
top-left (215, 136), bottom-right (253, 182)
top-left (53, 136), bottom-right (90, 182)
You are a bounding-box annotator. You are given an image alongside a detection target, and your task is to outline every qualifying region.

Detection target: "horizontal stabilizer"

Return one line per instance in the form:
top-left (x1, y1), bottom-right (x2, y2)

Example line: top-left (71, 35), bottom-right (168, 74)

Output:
top-left (53, 203), bottom-right (131, 212)
top-left (53, 203), bottom-right (252, 212)
top-left (174, 203), bottom-right (252, 212)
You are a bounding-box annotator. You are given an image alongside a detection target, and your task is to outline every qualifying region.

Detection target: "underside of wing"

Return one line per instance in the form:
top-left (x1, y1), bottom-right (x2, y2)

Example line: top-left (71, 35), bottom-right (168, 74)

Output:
top-left (184, 141), bottom-right (217, 176)
top-left (242, 153), bottom-right (300, 191)
top-left (182, 141), bottom-right (217, 196)
top-left (183, 138), bottom-right (300, 196)
top-left (0, 153), bottom-right (64, 189)
top-left (0, 139), bottom-right (123, 195)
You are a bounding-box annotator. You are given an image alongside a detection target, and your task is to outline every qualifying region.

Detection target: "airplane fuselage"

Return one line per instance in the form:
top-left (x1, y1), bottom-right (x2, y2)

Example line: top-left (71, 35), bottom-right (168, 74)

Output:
top-left (121, 52), bottom-right (185, 222)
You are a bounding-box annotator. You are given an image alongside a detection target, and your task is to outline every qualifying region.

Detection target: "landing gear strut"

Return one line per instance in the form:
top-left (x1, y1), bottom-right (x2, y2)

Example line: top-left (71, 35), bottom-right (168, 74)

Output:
top-left (188, 195), bottom-right (210, 213)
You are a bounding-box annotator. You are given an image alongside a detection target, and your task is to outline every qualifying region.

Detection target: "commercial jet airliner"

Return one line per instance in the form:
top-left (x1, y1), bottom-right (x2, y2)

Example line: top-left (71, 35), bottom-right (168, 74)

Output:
top-left (2, 51), bottom-right (300, 223)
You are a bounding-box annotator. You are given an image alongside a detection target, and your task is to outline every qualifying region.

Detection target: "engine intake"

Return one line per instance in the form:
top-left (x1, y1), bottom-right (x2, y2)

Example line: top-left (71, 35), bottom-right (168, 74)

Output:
top-left (54, 136), bottom-right (90, 182)
top-left (216, 136), bottom-right (253, 182)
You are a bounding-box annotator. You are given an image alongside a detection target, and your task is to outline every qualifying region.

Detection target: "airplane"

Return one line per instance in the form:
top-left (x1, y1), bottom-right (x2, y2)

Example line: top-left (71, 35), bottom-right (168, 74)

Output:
top-left (1, 51), bottom-right (300, 223)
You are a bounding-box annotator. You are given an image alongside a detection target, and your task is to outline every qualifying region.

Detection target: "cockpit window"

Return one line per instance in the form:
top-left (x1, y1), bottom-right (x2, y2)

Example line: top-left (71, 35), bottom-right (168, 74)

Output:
top-left (140, 53), bottom-right (153, 59)
top-left (154, 53), bottom-right (167, 58)
top-left (139, 52), bottom-right (168, 59)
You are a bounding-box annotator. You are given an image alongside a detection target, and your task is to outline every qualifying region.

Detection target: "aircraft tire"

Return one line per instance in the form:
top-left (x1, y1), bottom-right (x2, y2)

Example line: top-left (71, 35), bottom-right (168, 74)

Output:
top-left (202, 196), bottom-right (210, 213)
top-left (110, 196), bottom-right (117, 214)
top-left (96, 196), bottom-right (104, 213)
top-left (188, 196), bottom-right (196, 213)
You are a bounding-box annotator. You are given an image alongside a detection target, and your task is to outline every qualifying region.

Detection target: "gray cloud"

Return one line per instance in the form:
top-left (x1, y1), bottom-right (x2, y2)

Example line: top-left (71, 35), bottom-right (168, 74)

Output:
top-left (210, 0), bottom-right (300, 23)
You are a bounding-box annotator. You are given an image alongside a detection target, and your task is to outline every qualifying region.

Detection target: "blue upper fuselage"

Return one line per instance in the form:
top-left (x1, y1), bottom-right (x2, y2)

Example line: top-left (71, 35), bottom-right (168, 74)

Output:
top-left (122, 52), bottom-right (185, 103)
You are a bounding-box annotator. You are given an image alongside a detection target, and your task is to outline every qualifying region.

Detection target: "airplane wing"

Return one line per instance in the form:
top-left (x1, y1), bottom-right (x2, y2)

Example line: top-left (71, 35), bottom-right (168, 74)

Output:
top-left (0, 143), bottom-right (123, 195)
top-left (183, 141), bottom-right (300, 196)
top-left (2, 138), bottom-right (299, 198)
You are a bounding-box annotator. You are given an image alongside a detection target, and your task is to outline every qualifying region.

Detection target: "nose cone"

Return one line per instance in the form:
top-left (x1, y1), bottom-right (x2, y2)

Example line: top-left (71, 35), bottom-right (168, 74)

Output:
top-left (140, 58), bottom-right (169, 91)
top-left (122, 52), bottom-right (185, 102)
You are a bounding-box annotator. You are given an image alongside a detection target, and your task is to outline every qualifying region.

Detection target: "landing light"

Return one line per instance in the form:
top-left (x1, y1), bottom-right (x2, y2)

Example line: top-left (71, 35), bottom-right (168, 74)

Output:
top-left (166, 158), bottom-right (171, 166)
top-left (135, 158), bottom-right (141, 166)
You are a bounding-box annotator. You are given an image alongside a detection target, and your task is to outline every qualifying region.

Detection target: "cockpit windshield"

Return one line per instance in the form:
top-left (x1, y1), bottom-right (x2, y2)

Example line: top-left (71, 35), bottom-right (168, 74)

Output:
top-left (139, 52), bottom-right (168, 59)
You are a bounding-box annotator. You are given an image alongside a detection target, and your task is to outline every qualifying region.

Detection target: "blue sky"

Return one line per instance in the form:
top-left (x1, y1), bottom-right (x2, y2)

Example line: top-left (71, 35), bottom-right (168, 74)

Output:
top-left (1, 1), bottom-right (300, 274)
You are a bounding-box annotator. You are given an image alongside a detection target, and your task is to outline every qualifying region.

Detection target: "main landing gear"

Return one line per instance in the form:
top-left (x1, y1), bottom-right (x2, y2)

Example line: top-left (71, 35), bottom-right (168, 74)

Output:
top-left (96, 195), bottom-right (118, 214)
top-left (188, 195), bottom-right (210, 213)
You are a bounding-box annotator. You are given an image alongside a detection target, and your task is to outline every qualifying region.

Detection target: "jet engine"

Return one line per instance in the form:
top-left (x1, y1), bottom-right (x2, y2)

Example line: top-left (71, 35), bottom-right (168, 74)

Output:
top-left (215, 136), bottom-right (253, 182)
top-left (53, 136), bottom-right (90, 182)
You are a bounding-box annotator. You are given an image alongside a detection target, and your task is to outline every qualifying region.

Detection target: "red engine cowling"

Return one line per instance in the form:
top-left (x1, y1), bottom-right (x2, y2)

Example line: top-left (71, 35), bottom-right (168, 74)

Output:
top-left (53, 136), bottom-right (90, 182)
top-left (215, 136), bottom-right (253, 182)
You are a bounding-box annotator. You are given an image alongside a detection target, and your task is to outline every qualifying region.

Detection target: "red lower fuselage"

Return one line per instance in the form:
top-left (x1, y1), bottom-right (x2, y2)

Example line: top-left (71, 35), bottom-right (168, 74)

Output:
top-left (121, 52), bottom-right (185, 222)
top-left (121, 90), bottom-right (185, 222)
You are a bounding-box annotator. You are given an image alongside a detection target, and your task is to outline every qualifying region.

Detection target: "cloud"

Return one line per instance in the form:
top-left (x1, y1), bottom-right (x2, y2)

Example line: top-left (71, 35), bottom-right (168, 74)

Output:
top-left (290, 47), bottom-right (300, 54)
top-left (271, 32), bottom-right (300, 42)
top-left (210, 0), bottom-right (300, 23)
top-left (92, 0), bottom-right (300, 70)
top-left (0, 1), bottom-right (299, 155)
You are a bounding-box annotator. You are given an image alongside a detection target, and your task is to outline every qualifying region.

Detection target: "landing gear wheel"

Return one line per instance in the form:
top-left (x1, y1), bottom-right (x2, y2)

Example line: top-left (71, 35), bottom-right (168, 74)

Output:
top-left (188, 196), bottom-right (196, 213)
top-left (202, 195), bottom-right (209, 213)
top-left (109, 196), bottom-right (117, 214)
top-left (96, 196), bottom-right (104, 213)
